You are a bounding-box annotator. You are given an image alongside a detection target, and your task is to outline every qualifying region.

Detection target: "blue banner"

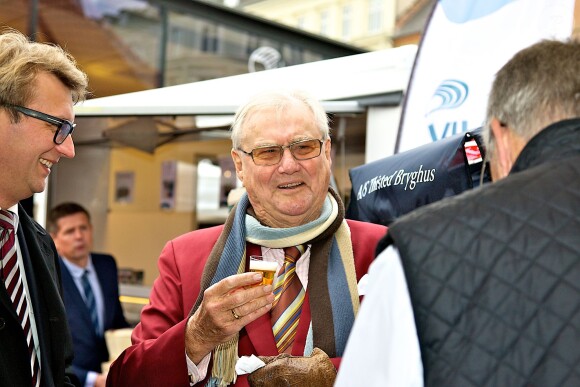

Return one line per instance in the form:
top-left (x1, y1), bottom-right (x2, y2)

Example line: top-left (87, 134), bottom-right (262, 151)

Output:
top-left (347, 128), bottom-right (490, 226)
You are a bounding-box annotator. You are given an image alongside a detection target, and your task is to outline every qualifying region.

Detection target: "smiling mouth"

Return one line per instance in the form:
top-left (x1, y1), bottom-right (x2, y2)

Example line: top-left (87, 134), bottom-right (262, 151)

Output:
top-left (40, 158), bottom-right (54, 169)
top-left (279, 182), bottom-right (303, 189)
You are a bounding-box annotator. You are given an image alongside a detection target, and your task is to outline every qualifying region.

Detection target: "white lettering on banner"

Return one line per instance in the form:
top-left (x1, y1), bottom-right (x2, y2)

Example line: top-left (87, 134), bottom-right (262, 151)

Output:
top-left (356, 165), bottom-right (436, 200)
top-left (428, 120), bottom-right (470, 142)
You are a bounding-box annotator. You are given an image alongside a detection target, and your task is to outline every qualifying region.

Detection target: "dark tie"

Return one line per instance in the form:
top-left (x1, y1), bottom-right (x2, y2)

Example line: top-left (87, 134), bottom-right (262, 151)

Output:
top-left (81, 270), bottom-right (101, 336)
top-left (0, 210), bottom-right (40, 386)
top-left (271, 245), bottom-right (305, 354)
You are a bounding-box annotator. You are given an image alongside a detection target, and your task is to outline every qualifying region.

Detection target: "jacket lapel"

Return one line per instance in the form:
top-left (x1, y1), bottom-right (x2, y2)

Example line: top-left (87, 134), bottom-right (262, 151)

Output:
top-left (92, 256), bottom-right (111, 327)
top-left (18, 205), bottom-right (69, 386)
top-left (244, 314), bottom-right (278, 355)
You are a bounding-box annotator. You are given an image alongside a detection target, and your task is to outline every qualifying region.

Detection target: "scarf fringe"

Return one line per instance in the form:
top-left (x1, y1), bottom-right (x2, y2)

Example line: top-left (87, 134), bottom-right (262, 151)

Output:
top-left (208, 337), bottom-right (239, 387)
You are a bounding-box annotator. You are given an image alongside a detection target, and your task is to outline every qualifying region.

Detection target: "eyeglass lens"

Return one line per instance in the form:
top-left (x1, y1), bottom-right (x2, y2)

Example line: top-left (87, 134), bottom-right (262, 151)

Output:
top-left (252, 139), bottom-right (322, 165)
top-left (54, 122), bottom-right (74, 144)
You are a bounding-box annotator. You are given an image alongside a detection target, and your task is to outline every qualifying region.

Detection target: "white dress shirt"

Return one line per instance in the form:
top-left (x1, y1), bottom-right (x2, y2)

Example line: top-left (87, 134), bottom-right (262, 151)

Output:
top-left (335, 245), bottom-right (424, 387)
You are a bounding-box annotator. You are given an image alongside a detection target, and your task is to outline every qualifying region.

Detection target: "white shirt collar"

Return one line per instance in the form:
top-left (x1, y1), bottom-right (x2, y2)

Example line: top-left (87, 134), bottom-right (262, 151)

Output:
top-left (2, 204), bottom-right (20, 232)
top-left (60, 254), bottom-right (95, 279)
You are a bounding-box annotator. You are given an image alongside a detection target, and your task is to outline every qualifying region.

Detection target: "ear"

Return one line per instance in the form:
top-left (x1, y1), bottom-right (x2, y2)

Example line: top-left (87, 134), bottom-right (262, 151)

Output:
top-left (489, 118), bottom-right (512, 180)
top-left (324, 138), bottom-right (332, 166)
top-left (231, 148), bottom-right (244, 183)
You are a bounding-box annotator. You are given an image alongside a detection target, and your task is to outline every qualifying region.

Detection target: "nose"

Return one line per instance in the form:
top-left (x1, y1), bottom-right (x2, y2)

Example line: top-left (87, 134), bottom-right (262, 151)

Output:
top-left (277, 147), bottom-right (300, 173)
top-left (56, 135), bottom-right (75, 158)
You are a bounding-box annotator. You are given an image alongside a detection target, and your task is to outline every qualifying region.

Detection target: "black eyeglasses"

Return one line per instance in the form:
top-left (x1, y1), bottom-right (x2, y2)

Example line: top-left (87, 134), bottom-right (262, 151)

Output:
top-left (238, 138), bottom-right (324, 166)
top-left (7, 105), bottom-right (75, 145)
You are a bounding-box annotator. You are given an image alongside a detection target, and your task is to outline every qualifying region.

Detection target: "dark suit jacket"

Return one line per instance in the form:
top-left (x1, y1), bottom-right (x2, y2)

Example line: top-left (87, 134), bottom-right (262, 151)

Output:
top-left (0, 204), bottom-right (75, 387)
top-left (60, 253), bottom-right (129, 385)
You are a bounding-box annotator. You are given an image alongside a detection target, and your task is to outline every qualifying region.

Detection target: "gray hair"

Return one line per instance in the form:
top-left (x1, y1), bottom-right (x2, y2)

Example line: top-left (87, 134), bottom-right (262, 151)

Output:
top-left (230, 89), bottom-right (330, 149)
top-left (484, 38), bottom-right (580, 158)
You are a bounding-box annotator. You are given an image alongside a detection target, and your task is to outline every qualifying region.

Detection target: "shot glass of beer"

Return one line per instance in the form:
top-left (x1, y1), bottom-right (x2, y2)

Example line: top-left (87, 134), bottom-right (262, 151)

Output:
top-left (249, 256), bottom-right (277, 286)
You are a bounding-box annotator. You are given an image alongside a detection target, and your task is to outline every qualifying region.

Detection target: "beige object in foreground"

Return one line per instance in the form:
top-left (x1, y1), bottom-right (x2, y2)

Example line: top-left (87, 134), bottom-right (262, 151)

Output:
top-left (248, 348), bottom-right (336, 387)
top-left (101, 328), bottom-right (133, 372)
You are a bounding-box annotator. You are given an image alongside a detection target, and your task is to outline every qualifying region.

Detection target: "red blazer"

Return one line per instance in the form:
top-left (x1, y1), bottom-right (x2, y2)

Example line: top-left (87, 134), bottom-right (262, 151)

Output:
top-left (107, 220), bottom-right (386, 386)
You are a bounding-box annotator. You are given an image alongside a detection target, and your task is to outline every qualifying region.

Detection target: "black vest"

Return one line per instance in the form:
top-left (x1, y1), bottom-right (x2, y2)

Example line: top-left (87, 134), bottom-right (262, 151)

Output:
top-left (382, 119), bottom-right (580, 386)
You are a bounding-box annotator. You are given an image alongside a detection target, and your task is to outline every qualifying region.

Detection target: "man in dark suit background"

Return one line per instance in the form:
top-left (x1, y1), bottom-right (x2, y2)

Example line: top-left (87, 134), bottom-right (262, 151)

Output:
top-left (0, 29), bottom-right (89, 387)
top-left (48, 202), bottom-right (129, 387)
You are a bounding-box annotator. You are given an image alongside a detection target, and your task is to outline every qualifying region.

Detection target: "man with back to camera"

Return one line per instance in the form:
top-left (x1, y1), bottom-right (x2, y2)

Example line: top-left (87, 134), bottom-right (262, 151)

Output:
top-left (336, 38), bottom-right (580, 386)
top-left (106, 89), bottom-right (388, 386)
top-left (48, 202), bottom-right (130, 387)
top-left (0, 28), bottom-right (89, 386)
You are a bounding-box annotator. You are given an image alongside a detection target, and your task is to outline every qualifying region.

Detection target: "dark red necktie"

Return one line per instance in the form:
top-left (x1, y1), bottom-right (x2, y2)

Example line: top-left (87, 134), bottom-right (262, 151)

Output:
top-left (1, 210), bottom-right (40, 386)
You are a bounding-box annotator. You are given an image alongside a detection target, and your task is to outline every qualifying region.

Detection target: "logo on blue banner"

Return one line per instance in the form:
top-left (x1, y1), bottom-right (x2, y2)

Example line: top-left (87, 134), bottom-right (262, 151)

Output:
top-left (427, 79), bottom-right (469, 115)
top-left (427, 79), bottom-right (470, 142)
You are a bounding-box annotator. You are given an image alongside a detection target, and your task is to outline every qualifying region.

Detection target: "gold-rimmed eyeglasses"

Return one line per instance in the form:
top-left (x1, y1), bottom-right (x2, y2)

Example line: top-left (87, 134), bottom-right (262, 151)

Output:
top-left (238, 138), bottom-right (324, 166)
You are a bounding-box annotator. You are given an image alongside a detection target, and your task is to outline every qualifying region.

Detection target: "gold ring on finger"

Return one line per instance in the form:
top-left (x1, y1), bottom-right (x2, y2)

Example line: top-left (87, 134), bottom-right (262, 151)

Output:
top-left (231, 308), bottom-right (241, 320)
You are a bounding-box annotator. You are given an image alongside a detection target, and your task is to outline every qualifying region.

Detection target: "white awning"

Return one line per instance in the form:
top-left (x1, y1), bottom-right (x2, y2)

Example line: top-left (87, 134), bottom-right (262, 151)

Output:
top-left (75, 45), bottom-right (417, 117)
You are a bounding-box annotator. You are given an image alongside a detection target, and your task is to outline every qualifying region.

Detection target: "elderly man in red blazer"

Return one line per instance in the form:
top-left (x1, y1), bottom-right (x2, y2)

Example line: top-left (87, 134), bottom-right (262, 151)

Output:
top-left (107, 89), bottom-right (386, 386)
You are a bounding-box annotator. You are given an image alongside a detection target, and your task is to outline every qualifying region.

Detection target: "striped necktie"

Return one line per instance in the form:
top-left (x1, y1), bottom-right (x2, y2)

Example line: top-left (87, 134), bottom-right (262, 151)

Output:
top-left (81, 270), bottom-right (101, 336)
top-left (0, 209), bottom-right (40, 386)
top-left (271, 245), bottom-right (305, 354)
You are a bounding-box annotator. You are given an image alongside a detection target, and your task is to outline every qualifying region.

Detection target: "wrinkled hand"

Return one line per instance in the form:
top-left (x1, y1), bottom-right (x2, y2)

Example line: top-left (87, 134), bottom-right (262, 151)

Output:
top-left (248, 348), bottom-right (336, 387)
top-left (185, 272), bottom-right (275, 363)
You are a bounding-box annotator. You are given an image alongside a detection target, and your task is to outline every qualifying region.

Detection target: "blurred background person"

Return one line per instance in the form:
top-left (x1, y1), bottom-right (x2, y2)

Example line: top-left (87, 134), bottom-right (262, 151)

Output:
top-left (49, 202), bottom-right (129, 387)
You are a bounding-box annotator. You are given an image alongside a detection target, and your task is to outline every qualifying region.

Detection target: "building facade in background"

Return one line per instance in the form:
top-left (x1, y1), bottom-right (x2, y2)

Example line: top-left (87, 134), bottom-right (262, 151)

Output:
top-left (0, 0), bottom-right (363, 99)
top-left (234, 0), bottom-right (432, 49)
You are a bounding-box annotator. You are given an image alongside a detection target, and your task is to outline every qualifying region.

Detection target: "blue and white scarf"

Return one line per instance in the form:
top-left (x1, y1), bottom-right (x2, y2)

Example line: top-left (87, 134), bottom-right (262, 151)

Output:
top-left (189, 187), bottom-right (358, 386)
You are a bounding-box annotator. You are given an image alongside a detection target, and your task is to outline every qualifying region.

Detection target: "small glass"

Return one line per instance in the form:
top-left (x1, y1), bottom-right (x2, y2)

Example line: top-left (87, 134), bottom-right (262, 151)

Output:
top-left (249, 255), bottom-right (277, 286)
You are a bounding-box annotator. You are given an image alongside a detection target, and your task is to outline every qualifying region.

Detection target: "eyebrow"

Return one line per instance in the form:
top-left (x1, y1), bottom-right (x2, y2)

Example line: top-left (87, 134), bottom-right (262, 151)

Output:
top-left (253, 137), bottom-right (314, 147)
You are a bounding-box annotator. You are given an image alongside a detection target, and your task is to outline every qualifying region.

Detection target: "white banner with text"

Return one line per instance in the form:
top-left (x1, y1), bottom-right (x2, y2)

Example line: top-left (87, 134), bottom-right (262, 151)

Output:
top-left (396, 0), bottom-right (575, 153)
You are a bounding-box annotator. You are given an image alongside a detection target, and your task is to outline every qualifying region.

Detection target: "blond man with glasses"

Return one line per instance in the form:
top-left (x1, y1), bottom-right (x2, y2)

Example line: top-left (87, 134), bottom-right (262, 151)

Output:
top-left (0, 28), bottom-right (89, 387)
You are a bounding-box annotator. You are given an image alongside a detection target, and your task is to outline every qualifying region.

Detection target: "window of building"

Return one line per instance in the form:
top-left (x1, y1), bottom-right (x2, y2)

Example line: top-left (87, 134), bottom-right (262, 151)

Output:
top-left (320, 9), bottom-right (330, 36)
top-left (368, 0), bottom-right (383, 33)
top-left (202, 24), bottom-right (218, 53)
top-left (297, 15), bottom-right (307, 30)
top-left (6, 0), bottom-right (350, 96)
top-left (342, 4), bottom-right (352, 40)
